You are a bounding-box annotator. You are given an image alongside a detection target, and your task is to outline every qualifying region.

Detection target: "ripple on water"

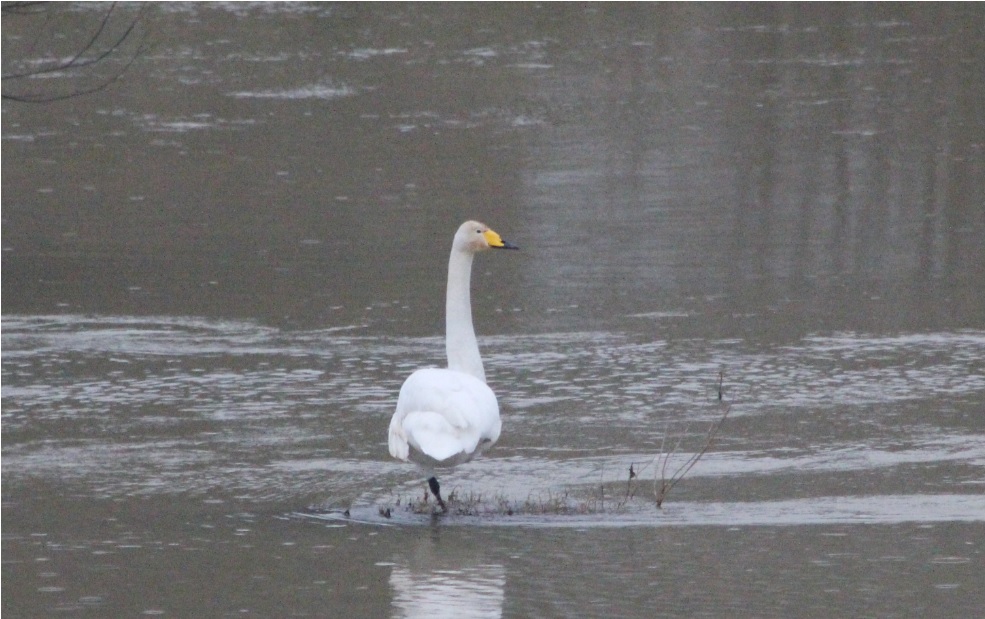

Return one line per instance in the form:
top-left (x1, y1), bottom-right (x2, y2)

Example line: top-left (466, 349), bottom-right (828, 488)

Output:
top-left (3, 315), bottom-right (983, 523)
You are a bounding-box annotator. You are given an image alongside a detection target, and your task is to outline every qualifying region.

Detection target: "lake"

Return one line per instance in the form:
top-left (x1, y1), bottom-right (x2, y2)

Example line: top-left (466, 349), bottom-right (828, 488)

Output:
top-left (3, 4), bottom-right (984, 617)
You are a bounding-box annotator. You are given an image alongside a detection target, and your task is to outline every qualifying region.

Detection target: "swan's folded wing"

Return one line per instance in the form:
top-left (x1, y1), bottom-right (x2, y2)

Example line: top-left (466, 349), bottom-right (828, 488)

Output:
top-left (390, 368), bottom-right (501, 464)
top-left (396, 368), bottom-right (498, 431)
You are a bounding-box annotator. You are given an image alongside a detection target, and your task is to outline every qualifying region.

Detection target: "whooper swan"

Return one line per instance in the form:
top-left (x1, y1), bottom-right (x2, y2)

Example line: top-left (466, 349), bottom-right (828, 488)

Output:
top-left (387, 220), bottom-right (518, 512)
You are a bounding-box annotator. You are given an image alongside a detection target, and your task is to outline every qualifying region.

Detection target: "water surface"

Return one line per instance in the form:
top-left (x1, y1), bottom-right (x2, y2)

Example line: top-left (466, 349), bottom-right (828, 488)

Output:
top-left (3, 4), bottom-right (984, 618)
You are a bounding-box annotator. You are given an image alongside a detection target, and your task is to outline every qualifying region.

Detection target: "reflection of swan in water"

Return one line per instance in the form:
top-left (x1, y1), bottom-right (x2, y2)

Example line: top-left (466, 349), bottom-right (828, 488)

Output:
top-left (388, 535), bottom-right (505, 619)
top-left (389, 564), bottom-right (505, 619)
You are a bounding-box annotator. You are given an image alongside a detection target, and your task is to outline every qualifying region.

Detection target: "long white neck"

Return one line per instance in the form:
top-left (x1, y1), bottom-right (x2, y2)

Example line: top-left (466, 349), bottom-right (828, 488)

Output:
top-left (445, 247), bottom-right (486, 382)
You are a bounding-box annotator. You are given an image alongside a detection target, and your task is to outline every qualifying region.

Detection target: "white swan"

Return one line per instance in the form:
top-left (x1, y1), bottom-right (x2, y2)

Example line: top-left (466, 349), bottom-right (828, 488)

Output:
top-left (388, 220), bottom-right (518, 511)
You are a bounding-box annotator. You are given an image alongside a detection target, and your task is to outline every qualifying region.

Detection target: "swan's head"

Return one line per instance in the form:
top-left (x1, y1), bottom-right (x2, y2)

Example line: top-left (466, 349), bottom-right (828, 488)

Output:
top-left (454, 220), bottom-right (519, 253)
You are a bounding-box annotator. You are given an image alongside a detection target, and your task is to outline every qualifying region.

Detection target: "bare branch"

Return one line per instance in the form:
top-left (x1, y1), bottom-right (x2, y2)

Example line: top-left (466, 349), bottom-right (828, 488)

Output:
top-left (654, 403), bottom-right (731, 508)
top-left (1, 3), bottom-right (148, 103)
top-left (2, 37), bottom-right (145, 103)
top-left (2, 2), bottom-right (121, 80)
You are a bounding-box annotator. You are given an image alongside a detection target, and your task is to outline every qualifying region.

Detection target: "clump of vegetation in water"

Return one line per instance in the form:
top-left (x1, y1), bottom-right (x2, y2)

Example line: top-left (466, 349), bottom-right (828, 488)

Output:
top-left (383, 487), bottom-right (617, 518)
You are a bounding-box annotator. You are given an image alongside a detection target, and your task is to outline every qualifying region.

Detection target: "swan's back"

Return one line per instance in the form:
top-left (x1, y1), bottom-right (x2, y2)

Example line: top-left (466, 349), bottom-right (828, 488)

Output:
top-left (388, 368), bottom-right (501, 468)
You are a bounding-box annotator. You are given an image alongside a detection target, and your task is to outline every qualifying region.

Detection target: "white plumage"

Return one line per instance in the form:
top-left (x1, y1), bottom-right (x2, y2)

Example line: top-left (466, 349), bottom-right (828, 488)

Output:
top-left (387, 220), bottom-right (517, 510)
top-left (388, 368), bottom-right (501, 467)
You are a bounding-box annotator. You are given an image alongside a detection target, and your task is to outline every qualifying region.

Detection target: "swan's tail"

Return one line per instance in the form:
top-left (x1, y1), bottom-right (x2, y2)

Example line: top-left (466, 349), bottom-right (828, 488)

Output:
top-left (389, 410), bottom-right (480, 466)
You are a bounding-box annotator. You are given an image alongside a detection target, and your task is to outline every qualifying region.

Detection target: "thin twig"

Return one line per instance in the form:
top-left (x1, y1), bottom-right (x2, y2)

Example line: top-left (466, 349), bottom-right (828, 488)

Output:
top-left (2, 3), bottom-right (148, 102)
top-left (2, 2), bottom-right (122, 80)
top-left (655, 404), bottom-right (731, 507)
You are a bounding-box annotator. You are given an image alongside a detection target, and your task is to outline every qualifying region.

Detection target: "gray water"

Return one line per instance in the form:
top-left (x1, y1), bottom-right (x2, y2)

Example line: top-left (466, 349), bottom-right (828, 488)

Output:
top-left (3, 4), bottom-right (984, 618)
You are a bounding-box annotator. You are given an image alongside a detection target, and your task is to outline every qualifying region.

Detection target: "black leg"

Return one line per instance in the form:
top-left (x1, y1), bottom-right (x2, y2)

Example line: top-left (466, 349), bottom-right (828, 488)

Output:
top-left (427, 476), bottom-right (447, 512)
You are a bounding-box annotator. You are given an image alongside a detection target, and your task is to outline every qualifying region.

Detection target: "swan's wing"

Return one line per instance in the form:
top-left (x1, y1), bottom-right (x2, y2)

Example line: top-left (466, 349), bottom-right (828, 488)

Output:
top-left (388, 368), bottom-right (501, 465)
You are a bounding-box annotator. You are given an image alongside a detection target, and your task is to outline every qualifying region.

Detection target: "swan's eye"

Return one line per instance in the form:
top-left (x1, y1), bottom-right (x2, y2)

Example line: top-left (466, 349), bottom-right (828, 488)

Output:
top-left (476, 229), bottom-right (483, 234)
